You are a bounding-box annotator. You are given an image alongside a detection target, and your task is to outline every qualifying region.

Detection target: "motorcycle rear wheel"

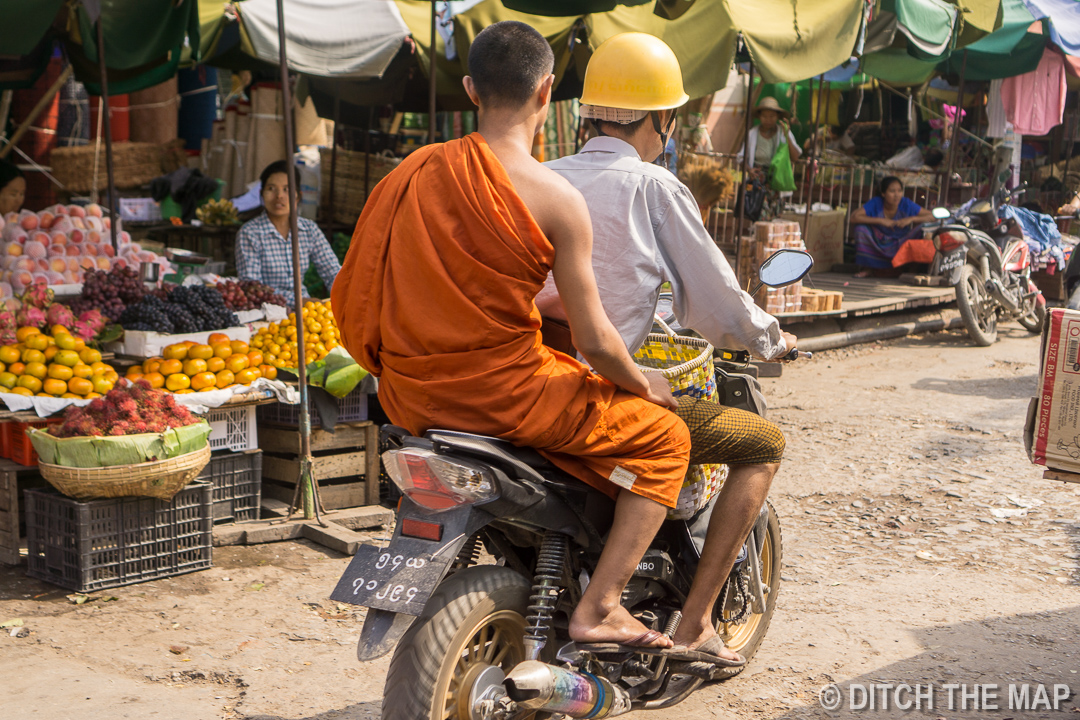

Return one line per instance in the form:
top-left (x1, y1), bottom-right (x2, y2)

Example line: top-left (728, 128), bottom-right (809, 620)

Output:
top-left (382, 565), bottom-right (535, 720)
top-left (716, 500), bottom-right (782, 668)
top-left (956, 264), bottom-right (998, 346)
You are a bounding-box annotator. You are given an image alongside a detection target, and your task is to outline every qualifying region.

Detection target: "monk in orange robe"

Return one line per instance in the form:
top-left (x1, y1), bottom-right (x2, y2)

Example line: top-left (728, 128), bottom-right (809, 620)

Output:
top-left (333, 21), bottom-right (688, 648)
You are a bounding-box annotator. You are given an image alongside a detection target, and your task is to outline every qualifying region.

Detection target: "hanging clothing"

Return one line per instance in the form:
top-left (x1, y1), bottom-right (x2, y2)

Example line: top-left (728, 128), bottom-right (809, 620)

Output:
top-left (1001, 205), bottom-right (1066, 270)
top-left (332, 133), bottom-right (689, 507)
top-left (1000, 48), bottom-right (1067, 136)
top-left (986, 79), bottom-right (1008, 139)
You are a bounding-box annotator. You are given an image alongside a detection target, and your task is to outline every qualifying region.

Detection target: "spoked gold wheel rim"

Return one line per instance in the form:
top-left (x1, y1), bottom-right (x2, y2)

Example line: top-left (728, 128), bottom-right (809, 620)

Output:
top-left (718, 522), bottom-right (775, 654)
top-left (438, 610), bottom-right (530, 720)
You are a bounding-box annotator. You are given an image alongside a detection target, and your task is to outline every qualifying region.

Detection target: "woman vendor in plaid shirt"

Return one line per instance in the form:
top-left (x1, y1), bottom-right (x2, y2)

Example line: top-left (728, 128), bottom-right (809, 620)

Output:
top-left (235, 160), bottom-right (341, 299)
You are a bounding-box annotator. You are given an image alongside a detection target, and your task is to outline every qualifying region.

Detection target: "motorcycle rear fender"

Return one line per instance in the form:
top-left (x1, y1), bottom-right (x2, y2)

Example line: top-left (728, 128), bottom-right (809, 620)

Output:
top-left (355, 500), bottom-right (486, 661)
top-left (356, 466), bottom-right (590, 660)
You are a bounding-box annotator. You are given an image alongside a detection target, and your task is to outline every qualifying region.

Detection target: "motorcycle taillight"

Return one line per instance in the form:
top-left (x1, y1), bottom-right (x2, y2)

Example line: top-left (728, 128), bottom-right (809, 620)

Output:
top-left (382, 448), bottom-right (498, 511)
top-left (936, 231), bottom-right (965, 252)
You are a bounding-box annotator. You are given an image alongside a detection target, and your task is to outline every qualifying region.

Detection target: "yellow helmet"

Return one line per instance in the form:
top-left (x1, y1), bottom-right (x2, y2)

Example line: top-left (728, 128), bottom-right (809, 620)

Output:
top-left (580, 33), bottom-right (689, 113)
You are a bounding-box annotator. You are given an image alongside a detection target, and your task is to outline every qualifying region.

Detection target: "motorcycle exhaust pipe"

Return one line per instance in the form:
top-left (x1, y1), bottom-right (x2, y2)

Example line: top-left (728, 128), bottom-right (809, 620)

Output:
top-left (984, 277), bottom-right (1020, 313)
top-left (504, 661), bottom-right (631, 718)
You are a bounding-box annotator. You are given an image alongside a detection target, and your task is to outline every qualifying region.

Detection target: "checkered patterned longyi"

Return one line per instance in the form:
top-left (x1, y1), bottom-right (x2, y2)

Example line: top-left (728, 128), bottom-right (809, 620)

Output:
top-left (676, 396), bottom-right (786, 466)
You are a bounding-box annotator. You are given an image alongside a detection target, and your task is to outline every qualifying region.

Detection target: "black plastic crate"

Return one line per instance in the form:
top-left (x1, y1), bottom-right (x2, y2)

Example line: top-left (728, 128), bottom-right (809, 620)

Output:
top-left (257, 389), bottom-right (368, 428)
top-left (198, 450), bottom-right (262, 523)
top-left (24, 482), bottom-right (213, 592)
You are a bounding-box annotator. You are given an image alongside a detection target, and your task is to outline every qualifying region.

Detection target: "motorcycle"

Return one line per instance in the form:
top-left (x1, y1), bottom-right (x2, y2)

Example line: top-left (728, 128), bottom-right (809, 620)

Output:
top-left (331, 250), bottom-right (814, 720)
top-left (929, 184), bottom-right (1046, 346)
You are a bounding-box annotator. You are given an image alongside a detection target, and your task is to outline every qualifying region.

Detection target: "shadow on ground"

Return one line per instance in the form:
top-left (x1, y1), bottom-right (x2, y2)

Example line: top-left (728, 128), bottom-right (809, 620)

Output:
top-left (911, 375), bottom-right (1038, 400)
top-left (243, 701), bottom-right (381, 720)
top-left (763, 606), bottom-right (1080, 719)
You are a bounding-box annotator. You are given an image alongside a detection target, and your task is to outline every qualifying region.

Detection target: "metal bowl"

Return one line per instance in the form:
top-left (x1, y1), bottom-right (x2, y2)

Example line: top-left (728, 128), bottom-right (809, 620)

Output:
top-left (164, 247), bottom-right (211, 265)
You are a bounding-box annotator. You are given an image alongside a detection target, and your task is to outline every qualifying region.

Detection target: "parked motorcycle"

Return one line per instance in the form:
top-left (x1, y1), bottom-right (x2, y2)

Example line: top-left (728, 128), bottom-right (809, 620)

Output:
top-left (929, 185), bottom-right (1046, 346)
top-left (331, 250), bottom-right (814, 720)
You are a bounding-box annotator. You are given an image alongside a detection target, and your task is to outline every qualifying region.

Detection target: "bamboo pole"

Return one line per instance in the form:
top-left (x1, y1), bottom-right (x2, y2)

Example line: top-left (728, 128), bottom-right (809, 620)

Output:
top-left (275, 0), bottom-right (322, 523)
top-left (94, 22), bottom-right (118, 252)
top-left (803, 75), bottom-right (827, 242)
top-left (736, 55), bottom-right (754, 284)
top-left (328, 90), bottom-right (339, 228)
top-left (429, 1), bottom-right (437, 145)
top-left (943, 50), bottom-right (968, 202)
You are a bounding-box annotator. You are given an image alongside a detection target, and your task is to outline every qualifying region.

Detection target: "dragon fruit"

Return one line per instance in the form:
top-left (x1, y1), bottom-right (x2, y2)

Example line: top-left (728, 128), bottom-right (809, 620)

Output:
top-left (78, 309), bottom-right (106, 336)
top-left (46, 303), bottom-right (75, 330)
top-left (71, 320), bottom-right (96, 341)
top-left (16, 304), bottom-right (47, 330)
top-left (0, 308), bottom-right (15, 344)
top-left (20, 278), bottom-right (53, 310)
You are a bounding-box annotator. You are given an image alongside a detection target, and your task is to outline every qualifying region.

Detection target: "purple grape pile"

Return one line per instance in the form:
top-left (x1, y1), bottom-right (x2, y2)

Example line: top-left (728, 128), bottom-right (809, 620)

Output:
top-left (216, 280), bottom-right (288, 311)
top-left (70, 267), bottom-right (145, 322)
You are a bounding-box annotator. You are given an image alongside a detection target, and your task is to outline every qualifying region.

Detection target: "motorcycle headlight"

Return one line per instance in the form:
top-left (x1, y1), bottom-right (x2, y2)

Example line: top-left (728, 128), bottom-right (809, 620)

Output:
top-left (382, 447), bottom-right (498, 511)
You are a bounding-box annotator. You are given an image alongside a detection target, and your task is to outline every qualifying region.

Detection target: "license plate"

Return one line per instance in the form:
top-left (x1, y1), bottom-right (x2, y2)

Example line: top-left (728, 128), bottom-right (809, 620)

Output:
top-left (330, 538), bottom-right (454, 615)
top-left (939, 249), bottom-right (965, 274)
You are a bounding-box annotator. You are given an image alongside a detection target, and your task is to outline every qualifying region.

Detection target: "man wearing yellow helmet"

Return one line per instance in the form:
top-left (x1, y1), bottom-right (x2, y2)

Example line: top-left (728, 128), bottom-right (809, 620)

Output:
top-left (538, 32), bottom-right (797, 667)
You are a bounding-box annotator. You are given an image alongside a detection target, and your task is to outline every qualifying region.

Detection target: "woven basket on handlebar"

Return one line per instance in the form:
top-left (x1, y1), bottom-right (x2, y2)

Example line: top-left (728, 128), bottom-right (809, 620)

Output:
top-left (634, 333), bottom-right (729, 520)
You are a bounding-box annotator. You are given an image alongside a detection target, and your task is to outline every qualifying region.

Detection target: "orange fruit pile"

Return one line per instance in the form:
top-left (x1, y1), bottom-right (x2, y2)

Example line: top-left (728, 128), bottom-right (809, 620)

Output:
top-left (126, 333), bottom-right (277, 393)
top-left (251, 299), bottom-right (339, 369)
top-left (0, 325), bottom-right (117, 398)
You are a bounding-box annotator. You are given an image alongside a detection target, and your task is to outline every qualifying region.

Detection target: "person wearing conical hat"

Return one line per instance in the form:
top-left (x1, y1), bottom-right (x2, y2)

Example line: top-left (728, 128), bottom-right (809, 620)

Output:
top-left (738, 96), bottom-right (801, 174)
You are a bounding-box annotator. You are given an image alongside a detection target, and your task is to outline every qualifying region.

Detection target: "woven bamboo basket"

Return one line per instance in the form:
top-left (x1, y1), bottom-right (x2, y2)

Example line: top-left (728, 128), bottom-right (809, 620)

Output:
top-left (38, 443), bottom-right (211, 502)
top-left (50, 142), bottom-right (162, 193)
top-left (319, 147), bottom-right (401, 225)
top-left (634, 333), bottom-right (729, 520)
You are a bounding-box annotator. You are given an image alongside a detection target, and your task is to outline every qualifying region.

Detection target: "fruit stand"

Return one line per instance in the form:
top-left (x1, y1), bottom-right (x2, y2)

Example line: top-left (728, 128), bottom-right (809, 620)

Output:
top-left (0, 255), bottom-right (382, 574)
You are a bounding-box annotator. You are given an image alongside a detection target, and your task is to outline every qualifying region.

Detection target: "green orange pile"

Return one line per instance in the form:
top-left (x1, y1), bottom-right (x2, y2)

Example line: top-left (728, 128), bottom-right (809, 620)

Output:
top-left (0, 325), bottom-right (116, 398)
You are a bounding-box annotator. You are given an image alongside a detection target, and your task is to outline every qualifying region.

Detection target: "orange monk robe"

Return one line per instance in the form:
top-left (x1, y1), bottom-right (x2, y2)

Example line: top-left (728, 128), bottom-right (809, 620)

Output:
top-left (332, 134), bottom-right (688, 507)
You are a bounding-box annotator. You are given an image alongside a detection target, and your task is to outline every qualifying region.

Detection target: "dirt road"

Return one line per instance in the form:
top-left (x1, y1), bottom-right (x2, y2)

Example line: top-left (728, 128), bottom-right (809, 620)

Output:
top-left (3, 324), bottom-right (1079, 719)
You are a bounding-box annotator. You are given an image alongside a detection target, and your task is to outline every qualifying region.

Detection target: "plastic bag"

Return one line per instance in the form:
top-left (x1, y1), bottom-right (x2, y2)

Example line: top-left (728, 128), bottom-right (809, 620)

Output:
top-left (769, 143), bottom-right (797, 192)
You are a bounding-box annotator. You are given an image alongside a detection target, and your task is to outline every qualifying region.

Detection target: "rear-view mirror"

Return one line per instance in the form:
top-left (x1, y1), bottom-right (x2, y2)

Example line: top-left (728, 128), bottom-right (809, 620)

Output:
top-left (758, 249), bottom-right (814, 288)
top-left (931, 207), bottom-right (950, 220)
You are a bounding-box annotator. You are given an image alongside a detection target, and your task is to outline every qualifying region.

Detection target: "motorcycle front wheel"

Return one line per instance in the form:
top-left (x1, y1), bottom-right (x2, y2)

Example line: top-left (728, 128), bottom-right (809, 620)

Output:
top-left (956, 264), bottom-right (998, 346)
top-left (382, 565), bottom-right (534, 720)
top-left (1018, 298), bottom-right (1046, 333)
top-left (716, 500), bottom-right (782, 669)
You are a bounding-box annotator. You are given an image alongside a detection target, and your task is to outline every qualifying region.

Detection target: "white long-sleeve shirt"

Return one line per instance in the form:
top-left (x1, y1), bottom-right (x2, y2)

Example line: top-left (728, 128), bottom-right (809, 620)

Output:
top-left (537, 136), bottom-right (786, 360)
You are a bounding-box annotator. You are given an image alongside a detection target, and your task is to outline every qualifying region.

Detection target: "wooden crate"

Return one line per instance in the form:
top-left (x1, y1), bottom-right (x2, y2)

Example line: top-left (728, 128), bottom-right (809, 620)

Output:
top-left (1032, 269), bottom-right (1067, 302)
top-left (0, 460), bottom-right (50, 565)
top-left (259, 421), bottom-right (381, 510)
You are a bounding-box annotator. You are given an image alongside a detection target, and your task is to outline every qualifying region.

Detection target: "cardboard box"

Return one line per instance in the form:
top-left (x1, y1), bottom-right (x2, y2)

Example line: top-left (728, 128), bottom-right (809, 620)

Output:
top-left (1026, 308), bottom-right (1080, 474)
top-left (105, 325), bottom-right (251, 359)
top-left (779, 209), bottom-right (847, 273)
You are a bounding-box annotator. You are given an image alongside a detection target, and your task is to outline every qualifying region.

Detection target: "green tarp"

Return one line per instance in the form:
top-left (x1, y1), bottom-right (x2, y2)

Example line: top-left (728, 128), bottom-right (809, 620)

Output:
top-left (0, 0), bottom-right (65, 57)
top-left (725, 0), bottom-right (865, 84)
top-left (861, 0), bottom-right (1045, 84)
top-left (0, 0), bottom-right (201, 94)
top-left (395, 0), bottom-right (864, 109)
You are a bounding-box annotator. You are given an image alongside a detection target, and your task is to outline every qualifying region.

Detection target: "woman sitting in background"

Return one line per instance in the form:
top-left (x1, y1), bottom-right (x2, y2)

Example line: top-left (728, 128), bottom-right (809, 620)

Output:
top-left (850, 176), bottom-right (935, 277)
top-left (0, 159), bottom-right (25, 215)
top-left (235, 160), bottom-right (340, 300)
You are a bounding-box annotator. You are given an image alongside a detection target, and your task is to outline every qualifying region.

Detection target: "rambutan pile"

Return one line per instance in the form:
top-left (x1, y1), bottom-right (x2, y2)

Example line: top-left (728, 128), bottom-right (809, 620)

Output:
top-left (50, 379), bottom-right (198, 438)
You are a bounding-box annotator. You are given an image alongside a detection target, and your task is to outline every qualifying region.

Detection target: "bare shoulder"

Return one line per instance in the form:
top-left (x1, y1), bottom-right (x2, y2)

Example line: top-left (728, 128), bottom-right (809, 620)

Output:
top-left (505, 160), bottom-right (587, 239)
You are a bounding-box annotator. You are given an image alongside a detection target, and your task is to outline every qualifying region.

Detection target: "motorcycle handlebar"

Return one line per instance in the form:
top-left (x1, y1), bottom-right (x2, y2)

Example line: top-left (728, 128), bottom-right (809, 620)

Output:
top-left (716, 348), bottom-right (811, 364)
